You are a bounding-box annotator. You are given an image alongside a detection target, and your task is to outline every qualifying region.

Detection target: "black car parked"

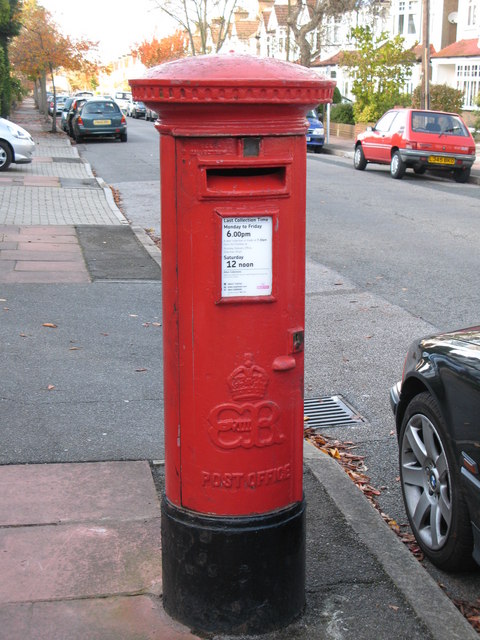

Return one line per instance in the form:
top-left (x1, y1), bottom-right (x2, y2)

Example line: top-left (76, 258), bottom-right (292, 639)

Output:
top-left (390, 327), bottom-right (480, 571)
top-left (65, 98), bottom-right (87, 137)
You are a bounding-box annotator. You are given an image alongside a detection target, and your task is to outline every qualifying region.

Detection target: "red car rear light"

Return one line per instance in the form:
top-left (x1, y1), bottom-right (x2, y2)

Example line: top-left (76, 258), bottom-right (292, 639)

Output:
top-left (121, 115), bottom-right (126, 124)
top-left (468, 146), bottom-right (475, 154)
top-left (405, 141), bottom-right (417, 150)
top-left (77, 117), bottom-right (84, 125)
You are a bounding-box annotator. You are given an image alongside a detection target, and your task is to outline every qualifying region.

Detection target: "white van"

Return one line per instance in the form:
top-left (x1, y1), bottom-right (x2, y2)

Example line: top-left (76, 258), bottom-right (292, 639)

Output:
top-left (114, 91), bottom-right (132, 113)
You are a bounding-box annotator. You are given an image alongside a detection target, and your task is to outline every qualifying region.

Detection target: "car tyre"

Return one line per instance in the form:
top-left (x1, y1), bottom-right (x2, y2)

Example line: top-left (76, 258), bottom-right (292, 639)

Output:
top-left (413, 165), bottom-right (426, 175)
top-left (399, 392), bottom-right (474, 571)
top-left (390, 151), bottom-right (406, 179)
top-left (120, 133), bottom-right (127, 142)
top-left (0, 140), bottom-right (13, 171)
top-left (353, 145), bottom-right (367, 170)
top-left (453, 168), bottom-right (471, 183)
top-left (74, 132), bottom-right (83, 143)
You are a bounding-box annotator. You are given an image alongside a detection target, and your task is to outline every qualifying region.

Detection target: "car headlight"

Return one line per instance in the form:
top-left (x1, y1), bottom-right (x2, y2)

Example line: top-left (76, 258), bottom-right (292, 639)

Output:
top-left (312, 127), bottom-right (324, 135)
top-left (7, 123), bottom-right (31, 140)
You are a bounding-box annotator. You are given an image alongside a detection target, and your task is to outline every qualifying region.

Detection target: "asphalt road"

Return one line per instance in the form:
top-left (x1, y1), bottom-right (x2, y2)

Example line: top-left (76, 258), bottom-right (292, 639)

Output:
top-left (79, 117), bottom-right (480, 604)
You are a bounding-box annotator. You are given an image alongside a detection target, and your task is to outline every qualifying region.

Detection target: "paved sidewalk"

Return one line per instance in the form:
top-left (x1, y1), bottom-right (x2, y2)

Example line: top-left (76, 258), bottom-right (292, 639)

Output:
top-left (0, 98), bottom-right (478, 640)
top-left (0, 99), bottom-right (161, 284)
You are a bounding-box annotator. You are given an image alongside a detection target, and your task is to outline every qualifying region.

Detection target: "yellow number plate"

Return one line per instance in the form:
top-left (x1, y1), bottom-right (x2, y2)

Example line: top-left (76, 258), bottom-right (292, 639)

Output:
top-left (428, 155), bottom-right (455, 165)
top-left (93, 119), bottom-right (111, 125)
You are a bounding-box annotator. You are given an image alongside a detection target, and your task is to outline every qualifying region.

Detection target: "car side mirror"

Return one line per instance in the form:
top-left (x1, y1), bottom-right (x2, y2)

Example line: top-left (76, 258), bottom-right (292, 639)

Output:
top-left (366, 126), bottom-right (373, 132)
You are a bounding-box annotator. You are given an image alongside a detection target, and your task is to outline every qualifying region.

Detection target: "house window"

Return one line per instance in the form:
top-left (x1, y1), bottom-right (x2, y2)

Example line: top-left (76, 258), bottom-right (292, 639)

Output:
top-left (397, 0), bottom-right (418, 36)
top-left (333, 18), bottom-right (341, 44)
top-left (456, 63), bottom-right (480, 108)
top-left (467, 0), bottom-right (477, 26)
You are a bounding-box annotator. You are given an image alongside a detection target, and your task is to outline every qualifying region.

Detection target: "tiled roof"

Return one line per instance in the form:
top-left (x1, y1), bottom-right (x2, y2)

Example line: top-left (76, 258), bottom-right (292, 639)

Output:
top-left (274, 5), bottom-right (289, 26)
top-left (432, 38), bottom-right (480, 58)
top-left (311, 51), bottom-right (345, 67)
top-left (235, 20), bottom-right (259, 38)
top-left (412, 43), bottom-right (436, 60)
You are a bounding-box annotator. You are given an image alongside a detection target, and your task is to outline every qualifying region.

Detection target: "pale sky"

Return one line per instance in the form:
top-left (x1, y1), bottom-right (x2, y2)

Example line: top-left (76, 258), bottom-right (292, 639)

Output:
top-left (38, 0), bottom-right (176, 62)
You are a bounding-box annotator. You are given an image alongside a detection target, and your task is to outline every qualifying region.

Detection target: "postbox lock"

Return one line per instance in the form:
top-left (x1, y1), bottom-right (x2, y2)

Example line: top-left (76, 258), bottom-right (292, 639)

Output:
top-left (288, 328), bottom-right (304, 354)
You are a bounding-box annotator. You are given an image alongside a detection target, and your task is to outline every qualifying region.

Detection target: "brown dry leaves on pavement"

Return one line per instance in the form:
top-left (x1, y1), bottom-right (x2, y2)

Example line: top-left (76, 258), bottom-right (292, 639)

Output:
top-left (304, 426), bottom-right (422, 557)
top-left (304, 426), bottom-right (480, 633)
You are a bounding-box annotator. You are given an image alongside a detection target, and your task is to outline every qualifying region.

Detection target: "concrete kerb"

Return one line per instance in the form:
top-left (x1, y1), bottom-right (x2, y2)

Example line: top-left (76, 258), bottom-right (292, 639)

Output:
top-left (303, 442), bottom-right (478, 640)
top-left (130, 225), bottom-right (162, 270)
top-left (95, 177), bottom-right (129, 225)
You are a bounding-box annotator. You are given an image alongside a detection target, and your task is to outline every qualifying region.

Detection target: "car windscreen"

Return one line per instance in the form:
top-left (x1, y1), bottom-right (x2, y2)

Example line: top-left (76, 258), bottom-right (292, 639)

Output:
top-left (82, 102), bottom-right (121, 115)
top-left (411, 111), bottom-right (469, 136)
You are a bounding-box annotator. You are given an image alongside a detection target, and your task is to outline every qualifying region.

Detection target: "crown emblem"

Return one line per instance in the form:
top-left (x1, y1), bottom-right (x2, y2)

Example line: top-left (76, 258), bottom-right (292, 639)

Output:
top-left (227, 353), bottom-right (268, 401)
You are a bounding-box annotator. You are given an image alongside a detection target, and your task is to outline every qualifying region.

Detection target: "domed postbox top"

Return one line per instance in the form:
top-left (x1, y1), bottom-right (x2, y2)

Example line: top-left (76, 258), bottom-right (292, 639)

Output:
top-left (129, 54), bottom-right (335, 136)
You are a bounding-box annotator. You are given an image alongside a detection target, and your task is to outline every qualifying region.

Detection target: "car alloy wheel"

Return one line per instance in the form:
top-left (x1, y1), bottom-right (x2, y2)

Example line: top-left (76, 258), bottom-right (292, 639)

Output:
top-left (353, 145), bottom-right (367, 170)
top-left (0, 140), bottom-right (12, 171)
top-left (390, 151), bottom-right (405, 179)
top-left (399, 392), bottom-right (473, 570)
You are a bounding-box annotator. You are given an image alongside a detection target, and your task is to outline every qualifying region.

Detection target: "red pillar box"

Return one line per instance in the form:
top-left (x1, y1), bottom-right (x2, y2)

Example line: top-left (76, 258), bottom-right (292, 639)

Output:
top-left (130, 55), bottom-right (334, 635)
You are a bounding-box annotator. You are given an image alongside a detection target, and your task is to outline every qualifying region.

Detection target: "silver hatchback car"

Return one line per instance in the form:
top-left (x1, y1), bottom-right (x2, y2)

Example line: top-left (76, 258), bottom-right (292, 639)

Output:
top-left (0, 118), bottom-right (35, 171)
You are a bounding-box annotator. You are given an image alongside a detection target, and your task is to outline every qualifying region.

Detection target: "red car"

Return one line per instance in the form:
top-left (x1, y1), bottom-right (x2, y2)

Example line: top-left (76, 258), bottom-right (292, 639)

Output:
top-left (354, 108), bottom-right (476, 183)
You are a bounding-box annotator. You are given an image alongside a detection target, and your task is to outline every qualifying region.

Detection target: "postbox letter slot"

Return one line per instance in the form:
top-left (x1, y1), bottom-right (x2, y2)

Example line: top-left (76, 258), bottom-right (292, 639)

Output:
top-left (206, 166), bottom-right (286, 195)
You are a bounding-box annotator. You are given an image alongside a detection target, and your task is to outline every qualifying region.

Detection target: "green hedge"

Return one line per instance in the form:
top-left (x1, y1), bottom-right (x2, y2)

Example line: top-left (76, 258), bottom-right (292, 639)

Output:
top-left (330, 103), bottom-right (355, 124)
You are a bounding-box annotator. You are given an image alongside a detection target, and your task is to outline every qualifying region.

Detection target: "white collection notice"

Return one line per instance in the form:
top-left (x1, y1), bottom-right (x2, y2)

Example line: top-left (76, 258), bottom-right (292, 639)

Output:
top-left (222, 216), bottom-right (272, 298)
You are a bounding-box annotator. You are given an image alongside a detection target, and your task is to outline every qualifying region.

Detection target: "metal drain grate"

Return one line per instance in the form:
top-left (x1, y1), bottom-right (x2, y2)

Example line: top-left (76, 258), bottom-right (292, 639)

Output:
top-left (304, 395), bottom-right (365, 429)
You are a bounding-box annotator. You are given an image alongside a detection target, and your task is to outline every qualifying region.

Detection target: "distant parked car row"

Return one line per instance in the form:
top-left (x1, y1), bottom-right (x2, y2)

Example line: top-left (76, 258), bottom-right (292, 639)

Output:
top-left (126, 99), bottom-right (146, 119)
top-left (60, 97), bottom-right (127, 143)
top-left (124, 97), bottom-right (157, 121)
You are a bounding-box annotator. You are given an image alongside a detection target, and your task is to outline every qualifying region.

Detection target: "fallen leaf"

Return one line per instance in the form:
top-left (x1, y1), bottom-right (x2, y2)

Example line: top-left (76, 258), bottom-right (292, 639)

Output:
top-left (135, 368), bottom-right (147, 372)
top-left (69, 347), bottom-right (81, 351)
top-left (389, 605), bottom-right (399, 612)
top-left (42, 323), bottom-right (57, 328)
top-left (47, 384), bottom-right (55, 390)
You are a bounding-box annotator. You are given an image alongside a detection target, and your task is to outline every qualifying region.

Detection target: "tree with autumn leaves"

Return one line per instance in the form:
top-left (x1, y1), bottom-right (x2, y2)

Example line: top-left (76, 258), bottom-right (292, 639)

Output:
top-left (133, 31), bottom-right (187, 68)
top-left (10, 0), bottom-right (99, 131)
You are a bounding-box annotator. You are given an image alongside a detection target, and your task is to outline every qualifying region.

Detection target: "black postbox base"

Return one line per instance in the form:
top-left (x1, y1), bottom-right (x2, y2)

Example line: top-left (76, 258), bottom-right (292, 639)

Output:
top-left (161, 494), bottom-right (306, 635)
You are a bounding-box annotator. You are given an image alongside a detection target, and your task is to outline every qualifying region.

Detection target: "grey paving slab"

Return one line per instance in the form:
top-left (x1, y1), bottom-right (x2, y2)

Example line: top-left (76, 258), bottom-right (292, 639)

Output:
top-left (76, 225), bottom-right (162, 280)
top-left (0, 596), bottom-right (199, 640)
top-left (0, 461), bottom-right (160, 526)
top-left (0, 518), bottom-right (162, 603)
top-left (0, 186), bottom-right (126, 225)
top-left (33, 145), bottom-right (79, 158)
top-left (20, 162), bottom-right (93, 179)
